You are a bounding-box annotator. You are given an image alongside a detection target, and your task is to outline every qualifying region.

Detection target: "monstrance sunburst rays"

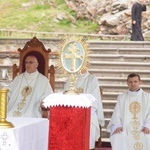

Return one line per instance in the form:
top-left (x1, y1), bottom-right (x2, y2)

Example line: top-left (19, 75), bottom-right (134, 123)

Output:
top-left (57, 35), bottom-right (90, 75)
top-left (57, 35), bottom-right (90, 94)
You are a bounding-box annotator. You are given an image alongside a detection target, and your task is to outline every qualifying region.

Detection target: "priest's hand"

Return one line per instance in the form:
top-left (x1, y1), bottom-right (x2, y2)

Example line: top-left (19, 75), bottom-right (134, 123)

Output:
top-left (40, 101), bottom-right (50, 111)
top-left (132, 20), bottom-right (136, 25)
top-left (113, 127), bottom-right (123, 134)
top-left (141, 127), bottom-right (150, 134)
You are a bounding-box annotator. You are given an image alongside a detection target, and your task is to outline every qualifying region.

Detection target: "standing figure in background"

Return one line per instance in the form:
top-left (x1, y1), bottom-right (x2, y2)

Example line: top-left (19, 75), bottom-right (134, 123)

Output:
top-left (107, 73), bottom-right (150, 150)
top-left (64, 70), bottom-right (105, 150)
top-left (7, 55), bottom-right (53, 118)
top-left (131, 0), bottom-right (147, 41)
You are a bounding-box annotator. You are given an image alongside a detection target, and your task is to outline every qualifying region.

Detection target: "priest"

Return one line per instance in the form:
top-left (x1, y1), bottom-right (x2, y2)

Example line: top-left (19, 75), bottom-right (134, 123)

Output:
top-left (7, 55), bottom-right (53, 117)
top-left (64, 69), bottom-right (105, 150)
top-left (107, 73), bottom-right (150, 149)
top-left (131, 0), bottom-right (147, 41)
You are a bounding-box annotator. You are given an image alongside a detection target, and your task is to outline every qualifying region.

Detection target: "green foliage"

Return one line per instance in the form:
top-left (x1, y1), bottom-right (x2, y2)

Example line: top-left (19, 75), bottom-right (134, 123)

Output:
top-left (69, 10), bottom-right (76, 18)
top-left (32, 4), bottom-right (49, 10)
top-left (56, 0), bottom-right (66, 5)
top-left (59, 19), bottom-right (71, 25)
top-left (0, 0), bottom-right (98, 36)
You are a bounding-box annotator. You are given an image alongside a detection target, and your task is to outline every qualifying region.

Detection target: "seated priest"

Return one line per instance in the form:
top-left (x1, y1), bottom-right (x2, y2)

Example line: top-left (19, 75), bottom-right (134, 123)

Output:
top-left (107, 73), bottom-right (150, 149)
top-left (7, 55), bottom-right (53, 117)
top-left (63, 69), bottom-right (105, 150)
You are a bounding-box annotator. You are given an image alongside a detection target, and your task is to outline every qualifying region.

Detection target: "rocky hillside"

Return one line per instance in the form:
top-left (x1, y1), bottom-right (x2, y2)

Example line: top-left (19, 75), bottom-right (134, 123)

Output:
top-left (0, 0), bottom-right (149, 37)
top-left (65, 0), bottom-right (150, 36)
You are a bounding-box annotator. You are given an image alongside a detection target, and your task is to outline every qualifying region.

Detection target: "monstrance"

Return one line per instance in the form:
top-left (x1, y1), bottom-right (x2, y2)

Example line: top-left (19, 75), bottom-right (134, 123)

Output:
top-left (0, 69), bottom-right (14, 128)
top-left (58, 36), bottom-right (90, 94)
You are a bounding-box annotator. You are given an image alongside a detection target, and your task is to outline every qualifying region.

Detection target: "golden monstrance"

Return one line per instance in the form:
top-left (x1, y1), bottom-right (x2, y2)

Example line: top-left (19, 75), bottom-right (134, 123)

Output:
top-left (57, 36), bottom-right (90, 94)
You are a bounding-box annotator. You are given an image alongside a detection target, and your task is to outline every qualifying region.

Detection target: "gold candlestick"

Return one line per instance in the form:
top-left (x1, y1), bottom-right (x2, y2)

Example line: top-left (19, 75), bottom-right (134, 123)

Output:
top-left (0, 88), bottom-right (14, 128)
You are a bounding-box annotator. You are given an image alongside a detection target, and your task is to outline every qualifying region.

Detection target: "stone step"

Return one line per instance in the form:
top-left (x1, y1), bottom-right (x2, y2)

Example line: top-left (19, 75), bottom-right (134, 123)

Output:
top-left (102, 100), bottom-right (117, 103)
top-left (89, 68), bottom-right (150, 74)
top-left (100, 84), bottom-right (150, 92)
top-left (91, 61), bottom-right (150, 68)
top-left (101, 128), bottom-right (110, 139)
top-left (89, 54), bottom-right (150, 58)
top-left (104, 118), bottom-right (111, 127)
top-left (103, 109), bottom-right (114, 118)
top-left (97, 76), bottom-right (150, 83)
top-left (90, 60), bottom-right (150, 65)
top-left (102, 92), bottom-right (120, 100)
top-left (102, 100), bottom-right (116, 110)
top-left (89, 50), bottom-right (150, 56)
top-left (89, 54), bottom-right (150, 62)
top-left (101, 137), bottom-right (110, 143)
top-left (87, 41), bottom-right (150, 48)
top-left (89, 47), bottom-right (150, 52)
top-left (98, 76), bottom-right (150, 79)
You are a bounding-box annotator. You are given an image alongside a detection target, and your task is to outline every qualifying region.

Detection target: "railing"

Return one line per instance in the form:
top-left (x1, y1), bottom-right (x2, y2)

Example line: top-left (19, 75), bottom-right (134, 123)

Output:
top-left (1, 29), bottom-right (150, 41)
top-left (0, 29), bottom-right (131, 41)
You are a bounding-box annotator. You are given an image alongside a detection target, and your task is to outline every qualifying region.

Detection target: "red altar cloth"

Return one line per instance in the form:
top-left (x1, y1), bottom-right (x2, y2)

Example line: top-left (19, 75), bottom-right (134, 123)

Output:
top-left (48, 106), bottom-right (91, 150)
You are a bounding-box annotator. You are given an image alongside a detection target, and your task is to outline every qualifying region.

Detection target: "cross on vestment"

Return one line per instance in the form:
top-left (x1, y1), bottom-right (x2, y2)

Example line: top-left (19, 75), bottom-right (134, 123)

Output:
top-left (130, 102), bottom-right (141, 119)
top-left (21, 86), bottom-right (32, 98)
top-left (25, 86), bottom-right (29, 93)
top-left (1, 132), bottom-right (8, 146)
top-left (64, 43), bottom-right (83, 71)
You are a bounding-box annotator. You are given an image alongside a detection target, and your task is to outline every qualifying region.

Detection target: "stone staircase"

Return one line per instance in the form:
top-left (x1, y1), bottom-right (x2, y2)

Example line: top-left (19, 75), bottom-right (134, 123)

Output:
top-left (1, 39), bottom-right (150, 145)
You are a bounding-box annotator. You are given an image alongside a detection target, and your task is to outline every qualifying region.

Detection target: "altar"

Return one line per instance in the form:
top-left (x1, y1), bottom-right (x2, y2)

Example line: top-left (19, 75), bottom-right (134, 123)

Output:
top-left (43, 93), bottom-right (97, 150)
top-left (0, 117), bottom-right (49, 150)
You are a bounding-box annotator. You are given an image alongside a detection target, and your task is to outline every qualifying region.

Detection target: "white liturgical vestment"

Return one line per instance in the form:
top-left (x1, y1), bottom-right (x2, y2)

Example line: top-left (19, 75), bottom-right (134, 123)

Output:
top-left (7, 70), bottom-right (53, 118)
top-left (107, 88), bottom-right (150, 150)
top-left (64, 71), bottom-right (105, 149)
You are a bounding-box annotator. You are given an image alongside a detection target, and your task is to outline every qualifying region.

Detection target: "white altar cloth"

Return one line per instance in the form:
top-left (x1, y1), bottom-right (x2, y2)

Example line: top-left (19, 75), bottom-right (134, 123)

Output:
top-left (0, 117), bottom-right (49, 150)
top-left (43, 92), bottom-right (97, 108)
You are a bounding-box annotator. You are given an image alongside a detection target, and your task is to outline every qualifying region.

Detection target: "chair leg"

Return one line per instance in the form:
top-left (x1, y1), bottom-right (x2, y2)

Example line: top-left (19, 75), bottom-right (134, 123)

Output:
top-left (95, 137), bottom-right (102, 148)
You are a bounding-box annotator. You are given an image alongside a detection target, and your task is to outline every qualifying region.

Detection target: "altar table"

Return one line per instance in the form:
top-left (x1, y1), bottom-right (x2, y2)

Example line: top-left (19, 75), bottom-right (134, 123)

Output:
top-left (43, 93), bottom-right (97, 150)
top-left (0, 117), bottom-right (49, 150)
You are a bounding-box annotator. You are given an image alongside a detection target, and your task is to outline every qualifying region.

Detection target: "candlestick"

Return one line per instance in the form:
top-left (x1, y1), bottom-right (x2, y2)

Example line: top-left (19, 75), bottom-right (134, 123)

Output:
top-left (0, 88), bottom-right (14, 128)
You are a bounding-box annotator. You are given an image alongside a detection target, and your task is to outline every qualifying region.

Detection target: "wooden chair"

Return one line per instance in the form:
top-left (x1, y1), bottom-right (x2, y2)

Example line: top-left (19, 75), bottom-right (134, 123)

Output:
top-left (12, 37), bottom-right (55, 118)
